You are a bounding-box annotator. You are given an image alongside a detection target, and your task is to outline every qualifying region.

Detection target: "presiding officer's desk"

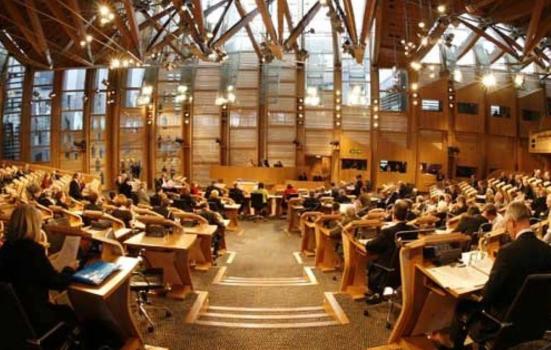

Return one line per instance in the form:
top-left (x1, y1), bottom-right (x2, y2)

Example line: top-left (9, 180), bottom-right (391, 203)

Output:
top-left (385, 233), bottom-right (476, 346)
top-left (340, 219), bottom-right (383, 299)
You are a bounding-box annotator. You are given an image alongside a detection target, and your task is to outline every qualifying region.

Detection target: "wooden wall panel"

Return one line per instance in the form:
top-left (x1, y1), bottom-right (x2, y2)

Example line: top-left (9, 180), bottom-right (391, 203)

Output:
top-left (487, 86), bottom-right (517, 136)
top-left (519, 89), bottom-right (545, 137)
top-left (518, 138), bottom-right (545, 172)
top-left (376, 132), bottom-right (415, 185)
top-left (418, 78), bottom-right (448, 130)
top-left (486, 135), bottom-right (515, 172)
top-left (455, 83), bottom-right (484, 133)
top-left (455, 132), bottom-right (482, 172)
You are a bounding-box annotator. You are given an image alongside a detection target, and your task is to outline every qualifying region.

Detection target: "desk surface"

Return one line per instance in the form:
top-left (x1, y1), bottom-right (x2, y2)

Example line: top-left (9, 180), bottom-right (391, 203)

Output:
top-left (183, 224), bottom-right (217, 236)
top-left (124, 232), bottom-right (197, 251)
top-left (69, 256), bottom-right (139, 298)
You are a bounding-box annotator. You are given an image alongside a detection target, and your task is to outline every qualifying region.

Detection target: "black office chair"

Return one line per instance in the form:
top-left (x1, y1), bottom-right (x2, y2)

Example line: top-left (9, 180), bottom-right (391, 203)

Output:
top-left (0, 282), bottom-right (77, 350)
top-left (472, 273), bottom-right (551, 349)
top-left (250, 192), bottom-right (268, 221)
top-left (129, 251), bottom-right (172, 333)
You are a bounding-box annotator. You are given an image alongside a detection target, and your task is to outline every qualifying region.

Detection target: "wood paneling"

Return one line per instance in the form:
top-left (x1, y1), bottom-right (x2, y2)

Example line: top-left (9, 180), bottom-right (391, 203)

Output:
top-left (418, 79), bottom-right (448, 130)
top-left (519, 89), bottom-right (545, 137)
top-left (455, 83), bottom-right (484, 133)
top-left (487, 135), bottom-right (515, 172)
top-left (487, 86), bottom-right (517, 136)
top-left (376, 132), bottom-right (415, 185)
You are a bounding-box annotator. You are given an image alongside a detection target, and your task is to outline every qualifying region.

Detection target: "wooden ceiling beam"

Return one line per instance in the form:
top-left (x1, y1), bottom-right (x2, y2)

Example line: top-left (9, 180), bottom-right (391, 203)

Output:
top-left (213, 0), bottom-right (273, 49)
top-left (357, 0), bottom-right (377, 63)
top-left (255, 0), bottom-right (279, 44)
top-left (139, 6), bottom-right (176, 30)
top-left (523, 0), bottom-right (545, 55)
top-left (208, 0), bottom-right (234, 46)
top-left (284, 1), bottom-right (321, 51)
top-left (2, 1), bottom-right (47, 62)
top-left (42, 0), bottom-right (81, 46)
top-left (277, 0), bottom-right (285, 45)
top-left (26, 0), bottom-right (52, 66)
top-left (411, 18), bottom-right (448, 62)
top-left (190, 0), bottom-right (205, 37)
top-left (282, 0), bottom-right (294, 34)
top-left (491, 25), bottom-right (548, 68)
top-left (465, 0), bottom-right (502, 14)
top-left (372, 1), bottom-right (382, 66)
top-left (489, 1), bottom-right (537, 22)
top-left (234, 0), bottom-right (262, 59)
top-left (145, 10), bottom-right (178, 52)
top-left (0, 31), bottom-right (49, 69)
top-left (205, 0), bottom-right (231, 16)
top-left (112, 7), bottom-right (136, 53)
top-left (456, 31), bottom-right (481, 60)
top-left (148, 27), bottom-right (186, 53)
top-left (123, 0), bottom-right (143, 59)
top-left (342, 0), bottom-right (358, 45)
top-left (172, 0), bottom-right (207, 53)
top-left (457, 17), bottom-right (520, 60)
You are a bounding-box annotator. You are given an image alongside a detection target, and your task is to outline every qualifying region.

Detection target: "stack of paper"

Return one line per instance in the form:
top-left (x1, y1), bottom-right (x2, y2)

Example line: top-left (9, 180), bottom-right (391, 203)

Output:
top-left (427, 264), bottom-right (490, 291)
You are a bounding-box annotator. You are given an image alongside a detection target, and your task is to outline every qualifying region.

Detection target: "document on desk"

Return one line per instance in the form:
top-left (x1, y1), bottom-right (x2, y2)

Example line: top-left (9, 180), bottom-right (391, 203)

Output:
top-left (51, 236), bottom-right (81, 272)
top-left (426, 264), bottom-right (489, 291)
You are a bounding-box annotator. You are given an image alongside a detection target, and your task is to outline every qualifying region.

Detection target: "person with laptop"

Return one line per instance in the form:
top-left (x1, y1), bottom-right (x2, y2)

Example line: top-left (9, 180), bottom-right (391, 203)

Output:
top-left (0, 204), bottom-right (77, 335)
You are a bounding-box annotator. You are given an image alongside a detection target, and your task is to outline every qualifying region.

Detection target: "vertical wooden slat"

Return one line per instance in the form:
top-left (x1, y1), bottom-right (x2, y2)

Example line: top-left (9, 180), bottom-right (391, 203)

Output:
top-left (19, 66), bottom-right (34, 162)
top-left (50, 71), bottom-right (63, 168)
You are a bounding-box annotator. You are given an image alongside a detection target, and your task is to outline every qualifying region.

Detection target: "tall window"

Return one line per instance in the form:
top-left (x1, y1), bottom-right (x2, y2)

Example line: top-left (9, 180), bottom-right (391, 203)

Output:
top-left (60, 69), bottom-right (86, 172)
top-left (379, 68), bottom-right (407, 112)
top-left (30, 71), bottom-right (54, 162)
top-left (90, 69), bottom-right (108, 182)
top-left (2, 57), bottom-right (25, 160)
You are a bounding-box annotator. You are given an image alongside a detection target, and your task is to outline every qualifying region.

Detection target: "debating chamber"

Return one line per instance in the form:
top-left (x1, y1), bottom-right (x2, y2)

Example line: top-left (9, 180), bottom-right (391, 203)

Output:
top-left (2, 0), bottom-right (551, 349)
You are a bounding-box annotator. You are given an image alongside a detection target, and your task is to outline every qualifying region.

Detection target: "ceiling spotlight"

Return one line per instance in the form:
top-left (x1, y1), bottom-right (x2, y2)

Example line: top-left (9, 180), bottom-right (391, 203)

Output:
top-left (418, 22), bottom-right (426, 29)
top-left (85, 34), bottom-right (93, 43)
top-left (411, 82), bottom-right (419, 91)
top-left (410, 61), bottom-right (422, 71)
top-left (437, 4), bottom-right (446, 14)
top-left (453, 68), bottom-right (463, 83)
top-left (481, 73), bottom-right (496, 88)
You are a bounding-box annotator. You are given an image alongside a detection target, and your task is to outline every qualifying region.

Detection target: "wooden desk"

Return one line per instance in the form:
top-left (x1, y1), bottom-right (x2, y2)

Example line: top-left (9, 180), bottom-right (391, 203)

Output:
top-left (269, 194), bottom-right (283, 217)
top-left (184, 224), bottom-right (218, 271)
top-left (223, 203), bottom-right (241, 231)
top-left (124, 232), bottom-right (197, 299)
top-left (339, 220), bottom-right (383, 299)
top-left (299, 211), bottom-right (323, 256)
top-left (287, 198), bottom-right (304, 233)
top-left (68, 257), bottom-right (143, 349)
top-left (314, 214), bottom-right (342, 272)
top-left (387, 233), bottom-right (472, 345)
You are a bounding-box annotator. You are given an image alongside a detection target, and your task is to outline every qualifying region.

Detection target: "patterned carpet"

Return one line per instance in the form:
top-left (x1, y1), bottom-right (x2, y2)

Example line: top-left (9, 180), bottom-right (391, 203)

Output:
top-left (137, 220), bottom-right (391, 350)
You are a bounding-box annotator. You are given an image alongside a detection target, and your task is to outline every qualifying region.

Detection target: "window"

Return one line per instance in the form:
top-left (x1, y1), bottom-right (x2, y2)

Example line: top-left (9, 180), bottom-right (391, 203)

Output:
top-left (457, 102), bottom-right (478, 115)
top-left (60, 69), bottom-right (86, 172)
top-left (420, 163), bottom-right (442, 175)
top-left (490, 105), bottom-right (510, 118)
top-left (90, 69), bottom-right (108, 182)
top-left (30, 71), bottom-right (53, 162)
top-left (2, 57), bottom-right (25, 160)
top-left (522, 109), bottom-right (541, 122)
top-left (342, 159), bottom-right (367, 170)
top-left (379, 68), bottom-right (407, 112)
top-left (125, 68), bottom-right (145, 108)
top-left (456, 166), bottom-right (477, 178)
top-left (421, 99), bottom-right (442, 112)
top-left (379, 160), bottom-right (407, 173)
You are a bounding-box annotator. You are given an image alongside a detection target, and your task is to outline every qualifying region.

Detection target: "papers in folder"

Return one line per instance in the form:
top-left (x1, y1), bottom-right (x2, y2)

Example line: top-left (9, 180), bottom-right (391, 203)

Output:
top-left (426, 264), bottom-right (490, 291)
top-left (50, 236), bottom-right (81, 272)
top-left (72, 261), bottom-right (120, 286)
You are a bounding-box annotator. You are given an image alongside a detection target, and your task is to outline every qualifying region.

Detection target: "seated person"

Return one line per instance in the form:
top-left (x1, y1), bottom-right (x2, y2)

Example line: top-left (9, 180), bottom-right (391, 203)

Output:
top-left (190, 182), bottom-right (201, 195)
top-left (134, 182), bottom-right (150, 206)
top-left (204, 181), bottom-right (218, 199)
top-left (54, 191), bottom-right (71, 210)
top-left (173, 187), bottom-right (196, 212)
top-left (303, 191), bottom-right (321, 211)
top-left (41, 173), bottom-right (53, 190)
top-left (69, 172), bottom-right (84, 200)
top-left (251, 182), bottom-right (269, 212)
top-left (37, 189), bottom-right (56, 208)
top-left (438, 202), bottom-right (551, 349)
top-left (83, 192), bottom-right (102, 212)
top-left (207, 190), bottom-right (224, 214)
top-left (282, 184), bottom-right (298, 210)
top-left (228, 183), bottom-right (246, 214)
top-left (153, 195), bottom-right (172, 219)
top-left (0, 204), bottom-right (77, 335)
top-left (26, 184), bottom-right (42, 203)
top-left (450, 195), bottom-right (468, 216)
top-left (111, 194), bottom-right (134, 228)
top-left (453, 206), bottom-right (488, 236)
top-left (365, 200), bottom-right (416, 304)
top-left (197, 203), bottom-right (225, 258)
top-left (149, 187), bottom-right (164, 207)
top-left (335, 189), bottom-right (351, 204)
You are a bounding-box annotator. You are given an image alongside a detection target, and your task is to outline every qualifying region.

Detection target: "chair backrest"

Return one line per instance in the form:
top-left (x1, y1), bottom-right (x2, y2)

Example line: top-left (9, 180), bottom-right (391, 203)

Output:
top-left (250, 192), bottom-right (264, 208)
top-left (172, 210), bottom-right (209, 226)
top-left (490, 273), bottom-right (551, 349)
top-left (0, 282), bottom-right (37, 349)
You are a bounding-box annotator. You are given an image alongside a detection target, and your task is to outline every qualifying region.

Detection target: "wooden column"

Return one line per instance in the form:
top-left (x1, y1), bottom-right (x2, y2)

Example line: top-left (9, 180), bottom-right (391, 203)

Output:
top-left (409, 69), bottom-right (420, 187)
top-left (0, 70), bottom-right (4, 160)
top-left (220, 103), bottom-right (230, 165)
top-left (183, 102), bottom-right (192, 180)
top-left (82, 69), bottom-right (95, 173)
top-left (295, 54), bottom-right (306, 168)
top-left (106, 69), bottom-right (123, 189)
top-left (20, 66), bottom-right (34, 162)
top-left (50, 71), bottom-right (63, 168)
top-left (370, 65), bottom-right (379, 188)
top-left (257, 63), bottom-right (268, 164)
top-left (332, 28), bottom-right (342, 183)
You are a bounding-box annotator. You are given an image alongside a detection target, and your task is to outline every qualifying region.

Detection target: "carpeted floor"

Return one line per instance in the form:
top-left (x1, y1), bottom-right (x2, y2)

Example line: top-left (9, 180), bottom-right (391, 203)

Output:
top-left (138, 220), bottom-right (391, 350)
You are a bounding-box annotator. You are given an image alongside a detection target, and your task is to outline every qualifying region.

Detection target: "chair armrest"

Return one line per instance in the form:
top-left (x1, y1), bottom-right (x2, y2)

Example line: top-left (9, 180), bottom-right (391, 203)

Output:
top-left (480, 310), bottom-right (513, 329)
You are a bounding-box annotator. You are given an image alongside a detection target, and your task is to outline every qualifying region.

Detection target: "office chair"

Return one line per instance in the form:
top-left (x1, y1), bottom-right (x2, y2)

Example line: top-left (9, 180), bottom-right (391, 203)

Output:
top-left (0, 282), bottom-right (78, 349)
top-left (472, 273), bottom-right (551, 349)
top-left (250, 192), bottom-right (268, 222)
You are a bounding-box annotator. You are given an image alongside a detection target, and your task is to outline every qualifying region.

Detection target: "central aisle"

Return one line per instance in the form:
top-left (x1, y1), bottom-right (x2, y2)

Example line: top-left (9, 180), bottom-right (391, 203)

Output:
top-left (141, 220), bottom-right (391, 350)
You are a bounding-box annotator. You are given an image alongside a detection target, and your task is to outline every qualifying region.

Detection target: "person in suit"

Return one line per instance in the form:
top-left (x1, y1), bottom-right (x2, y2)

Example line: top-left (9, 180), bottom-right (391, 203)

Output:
top-left (532, 186), bottom-right (548, 218)
top-left (365, 200), bottom-right (416, 304)
top-left (197, 202), bottom-right (225, 258)
top-left (335, 189), bottom-right (351, 204)
top-left (68, 172), bottom-right (83, 200)
top-left (207, 190), bottom-right (224, 214)
top-left (173, 187), bottom-right (197, 212)
top-left (111, 194), bottom-right (133, 228)
top-left (453, 206), bottom-right (489, 236)
top-left (353, 175), bottom-right (364, 197)
top-left (228, 183), bottom-right (245, 214)
top-left (438, 202), bottom-right (551, 349)
top-left (153, 196), bottom-right (172, 219)
top-left (37, 189), bottom-right (56, 208)
top-left (303, 191), bottom-right (321, 211)
top-left (0, 204), bottom-right (77, 335)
